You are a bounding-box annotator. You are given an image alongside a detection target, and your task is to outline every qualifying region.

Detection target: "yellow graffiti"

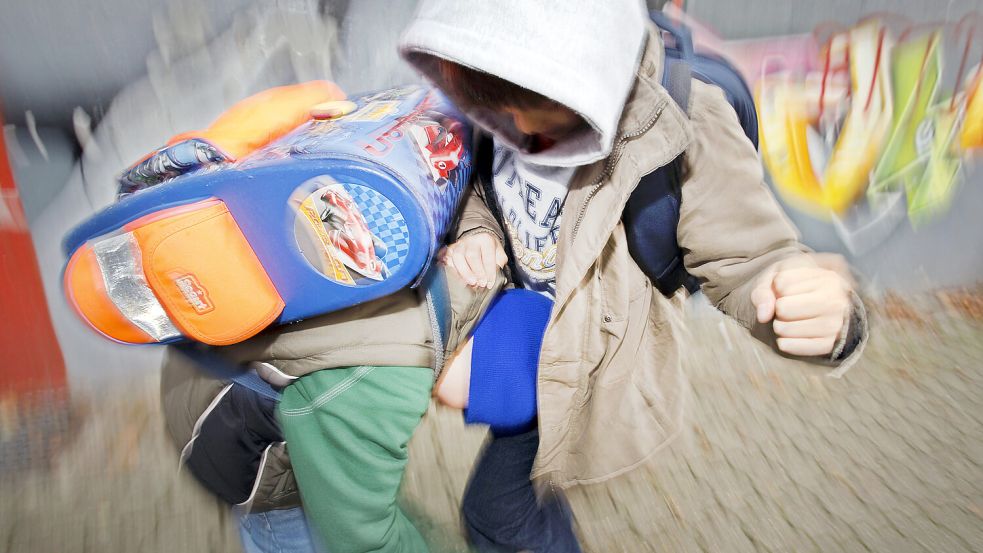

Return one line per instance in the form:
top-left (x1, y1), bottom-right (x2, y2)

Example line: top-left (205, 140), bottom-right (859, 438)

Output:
top-left (757, 17), bottom-right (981, 225)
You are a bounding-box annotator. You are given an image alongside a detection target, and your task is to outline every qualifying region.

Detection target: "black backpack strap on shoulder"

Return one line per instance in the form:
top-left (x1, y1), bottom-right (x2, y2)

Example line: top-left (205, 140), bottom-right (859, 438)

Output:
top-left (625, 162), bottom-right (696, 296)
top-left (473, 134), bottom-right (519, 281)
top-left (474, 133), bottom-right (496, 205)
top-left (663, 58), bottom-right (693, 115)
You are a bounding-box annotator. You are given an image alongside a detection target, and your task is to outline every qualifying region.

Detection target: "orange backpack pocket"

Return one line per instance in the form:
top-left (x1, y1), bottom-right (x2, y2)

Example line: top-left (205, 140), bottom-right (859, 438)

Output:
top-left (65, 199), bottom-right (284, 345)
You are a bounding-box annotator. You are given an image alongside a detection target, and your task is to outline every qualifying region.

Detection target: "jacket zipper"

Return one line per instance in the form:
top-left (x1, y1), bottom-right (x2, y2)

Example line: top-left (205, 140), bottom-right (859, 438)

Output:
top-left (570, 99), bottom-right (671, 240)
top-left (542, 100), bottom-right (673, 488)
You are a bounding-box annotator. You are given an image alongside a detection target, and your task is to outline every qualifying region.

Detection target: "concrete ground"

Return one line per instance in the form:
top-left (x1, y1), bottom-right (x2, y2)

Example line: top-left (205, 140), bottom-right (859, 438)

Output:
top-left (2, 287), bottom-right (981, 553)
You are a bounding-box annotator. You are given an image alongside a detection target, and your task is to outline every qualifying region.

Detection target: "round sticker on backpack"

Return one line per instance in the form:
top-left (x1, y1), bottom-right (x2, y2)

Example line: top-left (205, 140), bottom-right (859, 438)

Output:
top-left (291, 176), bottom-right (407, 286)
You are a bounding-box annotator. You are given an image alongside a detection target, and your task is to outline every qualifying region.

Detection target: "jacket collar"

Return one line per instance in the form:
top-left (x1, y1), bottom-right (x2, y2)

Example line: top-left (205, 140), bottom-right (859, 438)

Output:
top-left (553, 24), bottom-right (694, 307)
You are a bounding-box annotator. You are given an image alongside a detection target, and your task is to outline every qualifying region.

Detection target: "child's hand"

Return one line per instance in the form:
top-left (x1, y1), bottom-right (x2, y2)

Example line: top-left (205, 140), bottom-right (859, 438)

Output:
top-left (750, 256), bottom-right (853, 357)
top-left (439, 231), bottom-right (507, 289)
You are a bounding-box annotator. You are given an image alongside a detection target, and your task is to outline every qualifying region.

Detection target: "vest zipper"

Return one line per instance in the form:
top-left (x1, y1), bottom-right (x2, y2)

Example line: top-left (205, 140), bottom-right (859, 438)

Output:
top-left (570, 99), bottom-right (671, 240)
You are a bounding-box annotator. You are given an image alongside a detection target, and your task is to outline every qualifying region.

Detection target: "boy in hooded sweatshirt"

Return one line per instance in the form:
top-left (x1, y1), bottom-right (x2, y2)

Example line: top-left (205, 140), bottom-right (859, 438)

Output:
top-left (398, 0), bottom-right (868, 551)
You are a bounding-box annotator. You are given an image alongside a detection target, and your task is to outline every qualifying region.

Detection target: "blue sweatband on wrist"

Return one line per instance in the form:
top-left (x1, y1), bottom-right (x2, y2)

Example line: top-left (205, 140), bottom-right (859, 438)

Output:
top-left (464, 289), bottom-right (552, 437)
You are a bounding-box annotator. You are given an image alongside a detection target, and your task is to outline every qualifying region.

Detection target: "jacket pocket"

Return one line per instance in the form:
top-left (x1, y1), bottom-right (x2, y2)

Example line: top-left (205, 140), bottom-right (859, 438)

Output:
top-left (596, 282), bottom-right (653, 388)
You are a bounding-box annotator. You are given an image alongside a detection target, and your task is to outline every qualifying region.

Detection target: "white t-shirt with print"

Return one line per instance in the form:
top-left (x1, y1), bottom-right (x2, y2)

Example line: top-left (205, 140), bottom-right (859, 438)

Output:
top-left (491, 141), bottom-right (576, 297)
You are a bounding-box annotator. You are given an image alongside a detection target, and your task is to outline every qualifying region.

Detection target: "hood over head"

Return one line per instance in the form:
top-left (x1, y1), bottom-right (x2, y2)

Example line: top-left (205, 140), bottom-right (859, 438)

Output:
top-left (399, 0), bottom-right (649, 167)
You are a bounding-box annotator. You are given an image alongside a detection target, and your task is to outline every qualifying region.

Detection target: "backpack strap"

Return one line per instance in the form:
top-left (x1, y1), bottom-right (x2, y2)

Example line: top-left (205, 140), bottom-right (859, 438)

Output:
top-left (418, 265), bottom-right (453, 380)
top-left (474, 134), bottom-right (521, 281)
top-left (622, 12), bottom-right (701, 295)
top-left (634, 11), bottom-right (758, 294)
top-left (625, 164), bottom-right (697, 296)
top-left (652, 10), bottom-right (695, 113)
top-left (173, 343), bottom-right (283, 402)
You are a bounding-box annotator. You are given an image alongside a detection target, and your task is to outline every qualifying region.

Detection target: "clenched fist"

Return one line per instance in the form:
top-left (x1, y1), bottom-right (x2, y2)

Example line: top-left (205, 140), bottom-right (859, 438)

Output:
top-left (750, 256), bottom-right (853, 357)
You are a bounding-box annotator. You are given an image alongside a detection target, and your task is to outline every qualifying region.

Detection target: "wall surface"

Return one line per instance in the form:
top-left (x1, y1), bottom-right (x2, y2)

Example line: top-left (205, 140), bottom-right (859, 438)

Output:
top-left (0, 0), bottom-right (254, 127)
top-left (686, 0), bottom-right (980, 39)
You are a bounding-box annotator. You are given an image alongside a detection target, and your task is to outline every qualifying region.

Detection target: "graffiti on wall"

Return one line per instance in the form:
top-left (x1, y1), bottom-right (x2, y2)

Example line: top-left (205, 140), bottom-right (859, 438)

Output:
top-left (667, 7), bottom-right (981, 253)
top-left (756, 16), bottom-right (980, 223)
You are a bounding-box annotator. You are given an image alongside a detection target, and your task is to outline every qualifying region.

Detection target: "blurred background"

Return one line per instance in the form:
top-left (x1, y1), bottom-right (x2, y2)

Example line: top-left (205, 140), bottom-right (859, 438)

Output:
top-left (1, 0), bottom-right (980, 551)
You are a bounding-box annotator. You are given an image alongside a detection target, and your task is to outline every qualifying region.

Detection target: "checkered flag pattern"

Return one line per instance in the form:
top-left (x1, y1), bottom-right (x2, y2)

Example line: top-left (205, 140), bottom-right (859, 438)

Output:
top-left (344, 183), bottom-right (410, 274)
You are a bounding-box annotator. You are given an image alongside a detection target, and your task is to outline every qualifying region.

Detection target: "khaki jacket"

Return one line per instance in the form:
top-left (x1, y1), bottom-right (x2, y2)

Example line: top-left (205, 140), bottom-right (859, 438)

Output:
top-left (459, 26), bottom-right (867, 489)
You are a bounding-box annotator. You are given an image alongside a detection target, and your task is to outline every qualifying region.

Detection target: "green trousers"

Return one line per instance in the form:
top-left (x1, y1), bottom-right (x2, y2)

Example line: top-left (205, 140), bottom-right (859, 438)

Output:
top-left (278, 365), bottom-right (433, 553)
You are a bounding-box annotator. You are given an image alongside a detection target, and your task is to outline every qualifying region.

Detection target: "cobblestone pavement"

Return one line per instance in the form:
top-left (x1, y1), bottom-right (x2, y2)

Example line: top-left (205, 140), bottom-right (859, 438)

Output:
top-left (2, 289), bottom-right (981, 553)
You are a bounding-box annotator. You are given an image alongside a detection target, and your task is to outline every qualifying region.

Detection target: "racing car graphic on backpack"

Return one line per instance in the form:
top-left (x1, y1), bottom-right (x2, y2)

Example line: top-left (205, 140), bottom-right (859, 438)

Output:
top-left (408, 120), bottom-right (464, 189)
top-left (317, 184), bottom-right (389, 282)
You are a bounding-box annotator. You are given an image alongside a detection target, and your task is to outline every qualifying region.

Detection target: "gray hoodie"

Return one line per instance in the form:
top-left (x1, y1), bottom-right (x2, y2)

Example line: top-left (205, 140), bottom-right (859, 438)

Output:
top-left (400, 0), bottom-right (649, 293)
top-left (399, 0), bottom-right (648, 168)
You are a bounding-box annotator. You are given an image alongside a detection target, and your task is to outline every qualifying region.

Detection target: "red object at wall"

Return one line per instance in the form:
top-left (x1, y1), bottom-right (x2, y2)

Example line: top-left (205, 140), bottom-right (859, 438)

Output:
top-left (0, 115), bottom-right (67, 396)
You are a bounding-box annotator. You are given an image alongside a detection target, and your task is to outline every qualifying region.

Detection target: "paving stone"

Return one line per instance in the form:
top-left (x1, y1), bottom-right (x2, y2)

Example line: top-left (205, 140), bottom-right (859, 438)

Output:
top-left (918, 502), bottom-right (983, 552)
top-left (807, 531), bottom-right (859, 553)
top-left (690, 510), bottom-right (760, 553)
top-left (895, 515), bottom-right (978, 553)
